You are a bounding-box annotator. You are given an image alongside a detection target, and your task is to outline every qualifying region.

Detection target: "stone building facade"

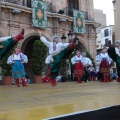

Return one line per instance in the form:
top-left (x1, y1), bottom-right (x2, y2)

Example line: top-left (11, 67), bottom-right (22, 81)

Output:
top-left (0, 0), bottom-right (98, 78)
top-left (112, 0), bottom-right (120, 40)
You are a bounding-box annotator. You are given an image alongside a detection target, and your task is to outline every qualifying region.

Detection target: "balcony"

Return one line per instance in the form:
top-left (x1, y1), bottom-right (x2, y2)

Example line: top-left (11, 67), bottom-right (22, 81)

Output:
top-left (0, 0), bottom-right (54, 12)
top-left (63, 7), bottom-right (89, 20)
top-left (0, 0), bottom-right (26, 6)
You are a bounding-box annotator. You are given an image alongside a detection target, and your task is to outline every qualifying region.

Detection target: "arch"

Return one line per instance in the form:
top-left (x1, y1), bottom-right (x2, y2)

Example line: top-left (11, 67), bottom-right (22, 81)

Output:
top-left (78, 36), bottom-right (88, 50)
top-left (19, 29), bottom-right (52, 82)
top-left (19, 28), bottom-right (52, 49)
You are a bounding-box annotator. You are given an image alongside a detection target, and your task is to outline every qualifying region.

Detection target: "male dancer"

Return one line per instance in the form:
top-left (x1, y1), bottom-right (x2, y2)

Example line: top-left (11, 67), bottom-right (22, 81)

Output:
top-left (108, 40), bottom-right (120, 82)
top-left (0, 29), bottom-right (24, 59)
top-left (38, 30), bottom-right (74, 86)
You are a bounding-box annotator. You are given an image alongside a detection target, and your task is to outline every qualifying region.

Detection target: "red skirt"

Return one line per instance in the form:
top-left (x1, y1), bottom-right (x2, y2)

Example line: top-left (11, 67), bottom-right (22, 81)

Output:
top-left (99, 60), bottom-right (110, 74)
top-left (74, 62), bottom-right (84, 77)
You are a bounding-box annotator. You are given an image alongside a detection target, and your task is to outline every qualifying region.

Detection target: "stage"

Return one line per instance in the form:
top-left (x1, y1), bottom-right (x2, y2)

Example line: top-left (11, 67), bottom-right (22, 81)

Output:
top-left (0, 81), bottom-right (120, 120)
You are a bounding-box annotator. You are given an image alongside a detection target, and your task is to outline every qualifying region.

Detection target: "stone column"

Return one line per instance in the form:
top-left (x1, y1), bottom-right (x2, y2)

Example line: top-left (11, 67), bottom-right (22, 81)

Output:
top-left (87, 33), bottom-right (96, 58)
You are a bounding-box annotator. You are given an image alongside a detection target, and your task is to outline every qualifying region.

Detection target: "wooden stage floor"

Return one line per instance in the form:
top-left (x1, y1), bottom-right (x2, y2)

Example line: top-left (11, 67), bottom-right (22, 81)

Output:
top-left (0, 81), bottom-right (120, 120)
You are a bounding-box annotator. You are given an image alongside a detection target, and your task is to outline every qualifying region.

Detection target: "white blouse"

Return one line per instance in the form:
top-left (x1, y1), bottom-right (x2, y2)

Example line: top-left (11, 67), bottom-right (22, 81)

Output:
top-left (84, 57), bottom-right (92, 66)
top-left (7, 53), bottom-right (28, 64)
top-left (71, 55), bottom-right (85, 65)
top-left (96, 53), bottom-right (111, 65)
top-left (40, 36), bottom-right (69, 55)
top-left (0, 36), bottom-right (12, 42)
top-left (115, 47), bottom-right (120, 56)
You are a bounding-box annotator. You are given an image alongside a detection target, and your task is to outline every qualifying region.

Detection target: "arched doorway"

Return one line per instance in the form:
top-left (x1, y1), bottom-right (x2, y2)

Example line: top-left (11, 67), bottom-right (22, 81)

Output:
top-left (21, 35), bottom-right (40, 83)
top-left (74, 41), bottom-right (86, 52)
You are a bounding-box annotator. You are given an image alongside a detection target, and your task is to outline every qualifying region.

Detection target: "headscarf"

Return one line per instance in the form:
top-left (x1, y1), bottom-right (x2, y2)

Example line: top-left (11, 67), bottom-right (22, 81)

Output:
top-left (82, 52), bottom-right (86, 57)
top-left (52, 35), bottom-right (59, 41)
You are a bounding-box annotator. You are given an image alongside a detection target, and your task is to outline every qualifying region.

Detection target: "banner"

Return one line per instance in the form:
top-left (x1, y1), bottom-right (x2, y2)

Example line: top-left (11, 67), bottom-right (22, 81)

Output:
top-left (31, 0), bottom-right (47, 28)
top-left (73, 10), bottom-right (85, 33)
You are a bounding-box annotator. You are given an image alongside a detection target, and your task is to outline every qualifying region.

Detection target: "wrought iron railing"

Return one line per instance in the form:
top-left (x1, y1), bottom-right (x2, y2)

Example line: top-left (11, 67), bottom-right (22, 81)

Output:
top-left (0, 0), bottom-right (89, 19)
top-left (63, 7), bottom-right (89, 20)
top-left (0, 0), bottom-right (29, 7)
top-left (0, 0), bottom-right (25, 6)
top-left (0, 0), bottom-right (54, 12)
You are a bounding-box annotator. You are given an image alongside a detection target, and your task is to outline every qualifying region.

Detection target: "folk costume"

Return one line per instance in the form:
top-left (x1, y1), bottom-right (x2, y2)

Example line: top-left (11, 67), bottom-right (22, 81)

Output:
top-left (107, 40), bottom-right (120, 82)
top-left (0, 29), bottom-right (24, 60)
top-left (96, 52), bottom-right (111, 82)
top-left (0, 36), bottom-right (12, 42)
top-left (40, 36), bottom-right (74, 86)
top-left (88, 65), bottom-right (97, 81)
top-left (7, 51), bottom-right (28, 87)
top-left (82, 52), bottom-right (92, 82)
top-left (71, 52), bottom-right (85, 83)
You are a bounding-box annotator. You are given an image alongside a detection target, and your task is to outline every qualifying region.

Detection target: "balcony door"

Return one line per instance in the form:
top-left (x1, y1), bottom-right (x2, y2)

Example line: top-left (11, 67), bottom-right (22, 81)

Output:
top-left (67, 0), bottom-right (79, 16)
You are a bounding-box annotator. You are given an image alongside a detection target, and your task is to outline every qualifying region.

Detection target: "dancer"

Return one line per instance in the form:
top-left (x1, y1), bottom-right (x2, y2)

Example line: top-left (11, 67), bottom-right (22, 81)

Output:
top-left (107, 40), bottom-right (120, 82)
top-left (96, 48), bottom-right (111, 82)
top-left (0, 29), bottom-right (24, 59)
top-left (71, 50), bottom-right (85, 83)
top-left (88, 64), bottom-right (97, 81)
top-left (7, 46), bottom-right (28, 87)
top-left (38, 29), bottom-right (74, 86)
top-left (82, 52), bottom-right (92, 82)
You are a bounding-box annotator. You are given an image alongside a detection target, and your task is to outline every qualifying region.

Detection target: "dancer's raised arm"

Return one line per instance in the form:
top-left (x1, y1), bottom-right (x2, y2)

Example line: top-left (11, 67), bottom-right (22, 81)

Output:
top-left (38, 29), bottom-right (50, 47)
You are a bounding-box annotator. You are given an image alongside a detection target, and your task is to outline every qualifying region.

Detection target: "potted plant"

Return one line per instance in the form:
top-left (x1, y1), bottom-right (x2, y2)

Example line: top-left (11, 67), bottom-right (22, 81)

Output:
top-left (0, 45), bottom-right (15, 85)
top-left (30, 40), bottom-right (47, 84)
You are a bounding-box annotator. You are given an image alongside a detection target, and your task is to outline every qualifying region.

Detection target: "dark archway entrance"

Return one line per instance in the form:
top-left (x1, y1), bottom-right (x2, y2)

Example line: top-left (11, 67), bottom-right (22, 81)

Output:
top-left (75, 41), bottom-right (86, 52)
top-left (21, 35), bottom-right (40, 83)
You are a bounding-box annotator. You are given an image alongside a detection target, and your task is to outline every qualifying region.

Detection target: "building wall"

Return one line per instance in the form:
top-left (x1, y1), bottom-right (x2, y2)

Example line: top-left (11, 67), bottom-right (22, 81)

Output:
top-left (94, 9), bottom-right (107, 33)
top-left (113, 0), bottom-right (120, 40)
top-left (0, 0), bottom-right (97, 57)
top-left (101, 26), bottom-right (114, 45)
top-left (96, 33), bottom-right (102, 50)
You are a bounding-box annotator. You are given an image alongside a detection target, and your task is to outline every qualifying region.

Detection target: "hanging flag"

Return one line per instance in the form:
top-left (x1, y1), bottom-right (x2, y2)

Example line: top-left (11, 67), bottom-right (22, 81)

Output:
top-left (31, 0), bottom-right (47, 28)
top-left (73, 10), bottom-right (85, 33)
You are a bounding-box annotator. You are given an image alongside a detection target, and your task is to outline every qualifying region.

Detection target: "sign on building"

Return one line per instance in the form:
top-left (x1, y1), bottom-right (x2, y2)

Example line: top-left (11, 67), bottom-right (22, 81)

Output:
top-left (73, 10), bottom-right (85, 33)
top-left (31, 0), bottom-right (47, 28)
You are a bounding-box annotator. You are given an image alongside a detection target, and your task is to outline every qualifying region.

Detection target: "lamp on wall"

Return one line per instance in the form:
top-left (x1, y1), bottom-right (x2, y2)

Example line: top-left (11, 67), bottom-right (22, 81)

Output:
top-left (67, 31), bottom-right (73, 42)
top-left (74, 36), bottom-right (79, 45)
top-left (61, 33), bottom-right (66, 43)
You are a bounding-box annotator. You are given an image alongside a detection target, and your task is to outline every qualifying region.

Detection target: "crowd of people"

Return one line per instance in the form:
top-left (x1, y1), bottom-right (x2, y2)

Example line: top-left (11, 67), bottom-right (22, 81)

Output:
top-left (0, 29), bottom-right (120, 87)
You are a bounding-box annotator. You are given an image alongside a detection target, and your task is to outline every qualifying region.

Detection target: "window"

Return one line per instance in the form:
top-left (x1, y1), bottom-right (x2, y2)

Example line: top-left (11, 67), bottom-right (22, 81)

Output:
top-left (67, 0), bottom-right (79, 17)
top-left (104, 29), bottom-right (109, 37)
top-left (105, 38), bottom-right (109, 46)
top-left (108, 40), bottom-right (111, 45)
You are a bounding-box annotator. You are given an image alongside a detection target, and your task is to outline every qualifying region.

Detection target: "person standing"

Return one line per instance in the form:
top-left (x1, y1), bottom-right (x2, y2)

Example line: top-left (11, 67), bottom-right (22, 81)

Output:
top-left (96, 48), bottom-right (111, 82)
top-left (82, 52), bottom-right (92, 82)
top-left (71, 50), bottom-right (85, 83)
top-left (107, 40), bottom-right (120, 82)
top-left (88, 64), bottom-right (97, 81)
top-left (7, 46), bottom-right (28, 87)
top-left (38, 30), bottom-right (74, 86)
